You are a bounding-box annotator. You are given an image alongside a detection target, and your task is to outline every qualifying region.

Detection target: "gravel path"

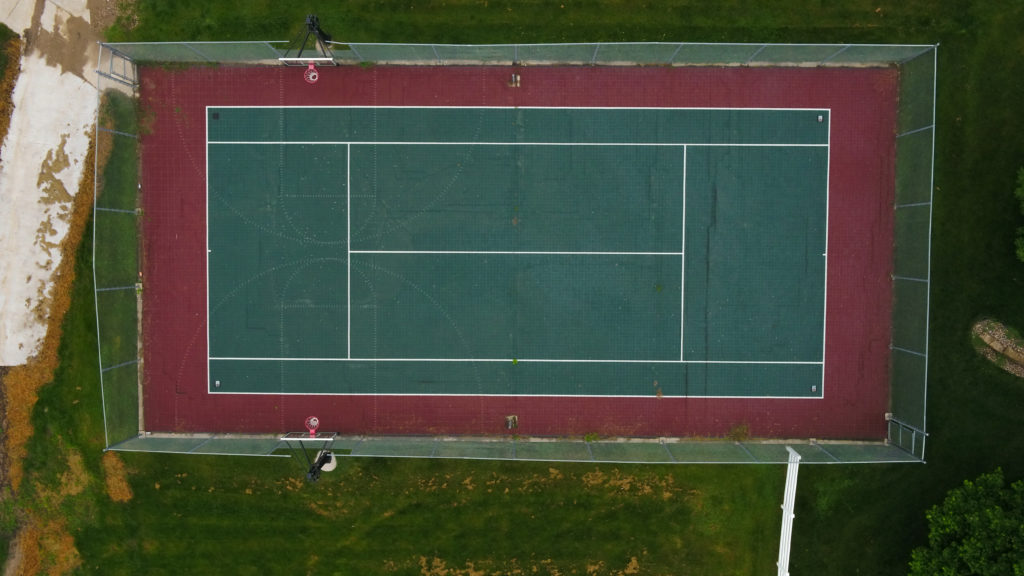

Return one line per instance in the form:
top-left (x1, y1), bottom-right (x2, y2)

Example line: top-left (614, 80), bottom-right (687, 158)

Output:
top-left (0, 0), bottom-right (109, 365)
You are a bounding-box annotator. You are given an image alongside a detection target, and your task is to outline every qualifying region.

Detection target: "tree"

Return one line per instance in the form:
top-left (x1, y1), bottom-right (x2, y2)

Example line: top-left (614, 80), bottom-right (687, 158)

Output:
top-left (909, 468), bottom-right (1024, 576)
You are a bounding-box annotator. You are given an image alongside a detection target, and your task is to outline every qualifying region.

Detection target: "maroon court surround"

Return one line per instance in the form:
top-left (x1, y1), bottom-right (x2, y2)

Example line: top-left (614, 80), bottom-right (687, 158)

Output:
top-left (139, 65), bottom-right (896, 439)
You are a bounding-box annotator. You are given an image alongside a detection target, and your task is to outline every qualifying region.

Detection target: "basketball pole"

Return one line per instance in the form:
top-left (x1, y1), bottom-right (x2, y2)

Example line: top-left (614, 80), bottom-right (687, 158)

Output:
top-left (280, 435), bottom-right (336, 482)
top-left (776, 446), bottom-right (802, 576)
top-left (282, 14), bottom-right (333, 62)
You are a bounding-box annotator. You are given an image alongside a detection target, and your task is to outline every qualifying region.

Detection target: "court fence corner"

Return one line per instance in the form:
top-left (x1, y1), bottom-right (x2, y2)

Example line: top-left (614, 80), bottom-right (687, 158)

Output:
top-left (93, 41), bottom-right (935, 463)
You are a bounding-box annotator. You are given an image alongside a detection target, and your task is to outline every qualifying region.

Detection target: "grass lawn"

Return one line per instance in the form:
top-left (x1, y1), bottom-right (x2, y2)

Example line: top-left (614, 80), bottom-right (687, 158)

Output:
top-left (30, 215), bottom-right (788, 574)
top-left (11, 1), bottom-right (1024, 574)
top-left (94, 90), bottom-right (140, 444)
top-left (34, 216), bottom-right (787, 574)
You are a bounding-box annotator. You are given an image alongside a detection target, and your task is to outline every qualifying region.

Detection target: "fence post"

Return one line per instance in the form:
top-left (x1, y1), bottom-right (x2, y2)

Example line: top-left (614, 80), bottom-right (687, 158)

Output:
top-left (348, 43), bottom-right (364, 62)
top-left (667, 43), bottom-right (685, 65)
top-left (819, 44), bottom-right (850, 65)
top-left (746, 44), bottom-right (767, 64)
top-left (183, 43), bottom-right (211, 62)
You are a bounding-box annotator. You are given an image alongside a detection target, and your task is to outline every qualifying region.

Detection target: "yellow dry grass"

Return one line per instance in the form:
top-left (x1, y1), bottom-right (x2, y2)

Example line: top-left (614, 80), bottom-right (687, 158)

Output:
top-left (10, 519), bottom-right (83, 576)
top-left (2, 137), bottom-right (95, 493)
top-left (8, 523), bottom-right (42, 576)
top-left (57, 448), bottom-right (88, 497)
top-left (101, 451), bottom-right (132, 502)
top-left (2, 137), bottom-right (97, 576)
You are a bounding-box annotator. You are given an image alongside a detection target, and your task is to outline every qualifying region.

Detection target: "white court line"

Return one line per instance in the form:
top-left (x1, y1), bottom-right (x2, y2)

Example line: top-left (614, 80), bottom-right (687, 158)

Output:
top-left (821, 111), bottom-right (831, 394)
top-left (209, 391), bottom-right (825, 400)
top-left (350, 250), bottom-right (682, 256)
top-left (211, 105), bottom-right (831, 111)
top-left (346, 143), bottom-right (351, 359)
top-left (205, 109), bottom-right (211, 385)
top-left (209, 356), bottom-right (823, 365)
top-left (681, 145), bottom-right (687, 361)
top-left (205, 106), bottom-right (831, 397)
top-left (209, 141), bottom-right (829, 148)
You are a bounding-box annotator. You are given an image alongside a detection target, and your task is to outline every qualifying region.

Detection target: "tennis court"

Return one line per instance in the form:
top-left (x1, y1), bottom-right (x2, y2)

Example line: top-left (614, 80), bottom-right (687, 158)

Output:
top-left (206, 106), bottom-right (829, 398)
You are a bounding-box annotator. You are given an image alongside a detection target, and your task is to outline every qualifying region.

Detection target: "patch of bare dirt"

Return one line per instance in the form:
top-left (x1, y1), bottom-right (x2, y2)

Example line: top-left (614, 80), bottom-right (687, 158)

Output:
top-left (101, 452), bottom-right (131, 502)
top-left (86, 0), bottom-right (122, 34)
top-left (972, 319), bottom-right (1024, 378)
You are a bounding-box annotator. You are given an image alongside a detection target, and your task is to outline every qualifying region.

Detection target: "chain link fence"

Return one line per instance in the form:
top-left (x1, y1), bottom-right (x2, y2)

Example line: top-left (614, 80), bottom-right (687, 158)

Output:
top-left (94, 44), bottom-right (141, 448)
top-left (888, 47), bottom-right (936, 460)
top-left (101, 40), bottom-right (934, 67)
top-left (108, 434), bottom-right (920, 464)
top-left (94, 41), bottom-right (936, 462)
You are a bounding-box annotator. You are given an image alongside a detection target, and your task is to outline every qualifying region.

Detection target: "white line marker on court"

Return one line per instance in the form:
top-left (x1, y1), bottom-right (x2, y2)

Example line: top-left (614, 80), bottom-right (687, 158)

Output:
top-left (209, 141), bottom-right (830, 148)
top-left (681, 145), bottom-right (687, 361)
top-left (347, 143), bottom-right (352, 359)
top-left (212, 105), bottom-right (832, 112)
top-left (821, 110), bottom-right (832, 395)
top-left (350, 250), bottom-right (682, 256)
top-left (206, 106), bottom-right (831, 399)
top-left (205, 106), bottom-right (211, 390)
top-left (209, 356), bottom-right (823, 365)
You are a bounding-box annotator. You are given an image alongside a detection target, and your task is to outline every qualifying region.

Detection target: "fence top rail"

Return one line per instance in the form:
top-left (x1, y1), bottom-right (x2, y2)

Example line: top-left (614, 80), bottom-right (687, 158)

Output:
top-left (98, 40), bottom-right (936, 68)
top-left (102, 40), bottom-right (289, 46)
top-left (99, 39), bottom-right (937, 46)
top-left (339, 41), bottom-right (937, 48)
top-left (100, 40), bottom-right (936, 49)
top-left (105, 433), bottom-right (923, 463)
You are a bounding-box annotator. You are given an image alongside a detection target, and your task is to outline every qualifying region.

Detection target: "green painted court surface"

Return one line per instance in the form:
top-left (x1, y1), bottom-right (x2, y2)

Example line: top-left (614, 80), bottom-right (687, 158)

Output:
top-left (206, 107), bottom-right (829, 397)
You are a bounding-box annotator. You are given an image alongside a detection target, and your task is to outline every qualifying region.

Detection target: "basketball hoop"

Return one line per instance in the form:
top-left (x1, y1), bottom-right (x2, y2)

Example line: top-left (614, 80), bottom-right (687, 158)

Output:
top-left (304, 62), bottom-right (319, 84)
top-left (280, 422), bottom-right (338, 482)
top-left (304, 415), bottom-right (320, 437)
